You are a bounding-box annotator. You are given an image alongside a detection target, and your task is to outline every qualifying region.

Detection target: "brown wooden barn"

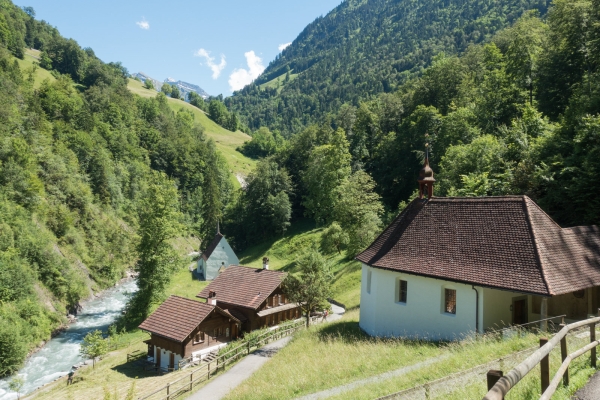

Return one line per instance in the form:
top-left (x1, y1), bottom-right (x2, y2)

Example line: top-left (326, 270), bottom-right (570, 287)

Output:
top-left (197, 264), bottom-right (302, 332)
top-left (139, 295), bottom-right (241, 370)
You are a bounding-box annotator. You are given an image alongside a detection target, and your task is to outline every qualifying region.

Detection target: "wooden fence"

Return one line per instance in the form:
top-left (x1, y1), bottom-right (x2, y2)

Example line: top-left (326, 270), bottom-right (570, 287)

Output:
top-left (484, 311), bottom-right (600, 399)
top-left (138, 320), bottom-right (306, 400)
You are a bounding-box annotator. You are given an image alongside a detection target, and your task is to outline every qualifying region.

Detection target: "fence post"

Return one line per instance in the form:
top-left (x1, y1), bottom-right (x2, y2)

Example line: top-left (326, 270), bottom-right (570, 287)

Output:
top-left (487, 370), bottom-right (504, 400)
top-left (208, 362), bottom-right (211, 379)
top-left (540, 338), bottom-right (550, 394)
top-left (190, 371), bottom-right (193, 391)
top-left (248, 341), bottom-right (250, 355)
top-left (166, 382), bottom-right (170, 400)
top-left (591, 321), bottom-right (597, 368)
top-left (559, 324), bottom-right (569, 386)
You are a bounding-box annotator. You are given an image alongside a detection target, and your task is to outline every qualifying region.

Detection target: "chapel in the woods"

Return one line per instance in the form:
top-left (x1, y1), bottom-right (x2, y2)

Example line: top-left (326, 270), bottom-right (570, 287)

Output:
top-left (358, 153), bottom-right (600, 340)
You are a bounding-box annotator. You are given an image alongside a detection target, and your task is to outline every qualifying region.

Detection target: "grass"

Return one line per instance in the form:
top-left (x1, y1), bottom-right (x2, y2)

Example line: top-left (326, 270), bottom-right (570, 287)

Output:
top-left (237, 219), bottom-right (363, 309)
top-left (127, 79), bottom-right (256, 185)
top-left (431, 332), bottom-right (599, 400)
top-left (14, 49), bottom-right (56, 88)
top-left (25, 329), bottom-right (222, 400)
top-left (224, 309), bottom-right (542, 400)
top-left (258, 70), bottom-right (298, 93)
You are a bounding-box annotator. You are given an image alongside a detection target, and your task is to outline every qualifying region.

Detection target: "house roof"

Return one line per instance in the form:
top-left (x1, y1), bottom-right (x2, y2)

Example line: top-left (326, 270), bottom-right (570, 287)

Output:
top-left (201, 232), bottom-right (224, 261)
top-left (356, 196), bottom-right (600, 296)
top-left (197, 265), bottom-right (286, 310)
top-left (138, 295), bottom-right (239, 342)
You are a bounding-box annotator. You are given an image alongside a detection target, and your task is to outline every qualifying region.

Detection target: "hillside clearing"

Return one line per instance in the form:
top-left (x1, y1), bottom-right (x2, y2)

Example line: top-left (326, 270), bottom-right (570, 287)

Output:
top-left (14, 48), bottom-right (56, 88)
top-left (127, 79), bottom-right (256, 183)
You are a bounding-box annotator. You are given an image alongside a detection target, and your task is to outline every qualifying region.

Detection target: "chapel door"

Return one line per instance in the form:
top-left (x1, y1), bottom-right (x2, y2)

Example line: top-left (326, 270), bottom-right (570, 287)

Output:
top-left (156, 350), bottom-right (161, 367)
top-left (513, 299), bottom-right (527, 325)
top-left (169, 353), bottom-right (175, 370)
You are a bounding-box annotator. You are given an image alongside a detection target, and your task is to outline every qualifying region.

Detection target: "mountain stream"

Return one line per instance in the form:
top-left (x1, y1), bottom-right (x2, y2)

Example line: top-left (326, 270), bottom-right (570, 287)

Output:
top-left (0, 279), bottom-right (138, 399)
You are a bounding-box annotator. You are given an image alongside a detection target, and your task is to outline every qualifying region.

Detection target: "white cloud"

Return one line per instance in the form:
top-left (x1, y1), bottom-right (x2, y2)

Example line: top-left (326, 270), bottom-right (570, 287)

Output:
top-left (194, 48), bottom-right (227, 79)
top-left (136, 18), bottom-right (150, 30)
top-left (228, 51), bottom-right (265, 91)
top-left (278, 42), bottom-right (292, 51)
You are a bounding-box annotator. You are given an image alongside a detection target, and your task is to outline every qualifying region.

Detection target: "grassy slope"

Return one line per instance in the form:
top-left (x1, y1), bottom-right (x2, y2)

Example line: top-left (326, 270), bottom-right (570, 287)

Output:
top-left (237, 219), bottom-right (362, 310)
top-left (258, 70), bottom-right (298, 93)
top-left (15, 49), bottom-right (56, 88)
top-left (224, 311), bottom-right (541, 400)
top-left (127, 79), bottom-right (256, 185)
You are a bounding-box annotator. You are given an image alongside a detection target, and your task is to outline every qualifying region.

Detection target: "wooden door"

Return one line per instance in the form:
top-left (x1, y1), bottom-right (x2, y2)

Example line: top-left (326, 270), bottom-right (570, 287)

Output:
top-left (232, 324), bottom-right (238, 339)
top-left (169, 353), bottom-right (175, 370)
top-left (156, 349), bottom-right (161, 367)
top-left (513, 299), bottom-right (527, 325)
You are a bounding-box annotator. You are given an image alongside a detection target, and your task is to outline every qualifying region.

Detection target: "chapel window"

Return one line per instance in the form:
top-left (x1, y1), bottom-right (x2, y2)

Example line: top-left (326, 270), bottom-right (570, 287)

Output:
top-left (445, 289), bottom-right (457, 314)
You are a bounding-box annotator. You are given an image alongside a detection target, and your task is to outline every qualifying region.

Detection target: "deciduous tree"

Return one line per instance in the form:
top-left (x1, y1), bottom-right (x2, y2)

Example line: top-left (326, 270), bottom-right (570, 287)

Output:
top-left (80, 330), bottom-right (108, 369)
top-left (283, 249), bottom-right (332, 327)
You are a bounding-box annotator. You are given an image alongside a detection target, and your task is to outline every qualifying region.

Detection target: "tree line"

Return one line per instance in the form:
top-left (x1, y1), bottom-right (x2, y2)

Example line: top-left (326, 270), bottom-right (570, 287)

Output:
top-left (225, 0), bottom-right (549, 135)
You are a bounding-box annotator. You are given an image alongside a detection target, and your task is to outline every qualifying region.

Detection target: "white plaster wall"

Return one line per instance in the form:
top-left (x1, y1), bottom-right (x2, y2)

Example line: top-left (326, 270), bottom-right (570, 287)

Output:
top-left (359, 264), bottom-right (483, 341)
top-left (481, 288), bottom-right (515, 330)
top-left (204, 237), bottom-right (239, 280)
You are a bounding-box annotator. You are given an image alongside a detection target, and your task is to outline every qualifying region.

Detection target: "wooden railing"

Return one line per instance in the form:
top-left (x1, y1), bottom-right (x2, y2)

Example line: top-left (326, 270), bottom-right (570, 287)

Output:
top-left (138, 321), bottom-right (305, 400)
top-left (483, 311), bottom-right (600, 400)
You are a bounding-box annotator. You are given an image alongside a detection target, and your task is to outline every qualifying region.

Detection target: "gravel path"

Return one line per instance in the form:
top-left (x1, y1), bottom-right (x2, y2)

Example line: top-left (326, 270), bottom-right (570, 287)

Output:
top-left (573, 371), bottom-right (600, 400)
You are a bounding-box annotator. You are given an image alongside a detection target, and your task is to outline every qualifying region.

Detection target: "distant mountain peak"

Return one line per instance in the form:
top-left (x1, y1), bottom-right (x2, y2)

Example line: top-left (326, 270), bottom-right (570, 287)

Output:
top-left (131, 72), bottom-right (210, 101)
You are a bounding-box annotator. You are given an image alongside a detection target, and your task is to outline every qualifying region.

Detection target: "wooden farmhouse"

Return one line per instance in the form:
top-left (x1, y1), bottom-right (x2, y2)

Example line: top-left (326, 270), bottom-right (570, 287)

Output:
top-left (357, 155), bottom-right (600, 341)
top-left (139, 296), bottom-right (241, 370)
top-left (197, 263), bottom-right (301, 332)
top-left (197, 231), bottom-right (239, 281)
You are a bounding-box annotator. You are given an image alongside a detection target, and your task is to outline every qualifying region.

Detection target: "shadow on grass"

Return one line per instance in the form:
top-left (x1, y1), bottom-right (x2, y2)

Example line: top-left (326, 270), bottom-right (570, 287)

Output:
top-left (111, 360), bottom-right (158, 379)
top-left (314, 320), bottom-right (448, 350)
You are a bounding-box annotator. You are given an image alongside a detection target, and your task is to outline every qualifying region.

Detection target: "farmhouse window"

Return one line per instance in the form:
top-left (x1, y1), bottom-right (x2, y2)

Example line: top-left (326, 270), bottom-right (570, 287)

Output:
top-left (226, 328), bottom-right (230, 337)
top-left (194, 332), bottom-right (205, 344)
top-left (445, 289), bottom-right (457, 314)
top-left (398, 280), bottom-right (407, 303)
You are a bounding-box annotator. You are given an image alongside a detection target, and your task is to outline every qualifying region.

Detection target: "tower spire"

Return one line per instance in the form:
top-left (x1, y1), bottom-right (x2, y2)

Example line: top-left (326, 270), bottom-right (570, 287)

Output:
top-left (418, 144), bottom-right (435, 199)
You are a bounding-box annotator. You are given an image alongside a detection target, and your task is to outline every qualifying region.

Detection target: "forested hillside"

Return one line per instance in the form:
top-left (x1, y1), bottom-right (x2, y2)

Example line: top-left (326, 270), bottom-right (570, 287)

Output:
top-left (0, 0), bottom-right (233, 375)
top-left (225, 0), bottom-right (549, 134)
top-left (226, 0), bottom-right (600, 255)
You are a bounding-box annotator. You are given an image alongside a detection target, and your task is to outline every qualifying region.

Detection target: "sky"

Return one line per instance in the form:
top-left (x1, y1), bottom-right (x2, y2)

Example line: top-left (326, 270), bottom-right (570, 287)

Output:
top-left (12, 0), bottom-right (341, 96)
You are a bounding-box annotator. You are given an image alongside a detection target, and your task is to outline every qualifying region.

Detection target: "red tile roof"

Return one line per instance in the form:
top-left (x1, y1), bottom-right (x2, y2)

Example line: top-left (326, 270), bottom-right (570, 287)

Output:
top-left (138, 296), bottom-right (238, 342)
top-left (356, 196), bottom-right (600, 296)
top-left (197, 265), bottom-right (286, 309)
top-left (201, 233), bottom-right (224, 261)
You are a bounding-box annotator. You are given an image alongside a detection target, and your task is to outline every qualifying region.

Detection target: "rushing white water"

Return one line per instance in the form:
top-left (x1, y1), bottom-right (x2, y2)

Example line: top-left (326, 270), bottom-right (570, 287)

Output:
top-left (0, 279), bottom-right (138, 399)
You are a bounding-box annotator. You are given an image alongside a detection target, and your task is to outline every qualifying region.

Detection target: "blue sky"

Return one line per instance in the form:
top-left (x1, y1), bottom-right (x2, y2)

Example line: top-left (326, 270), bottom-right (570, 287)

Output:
top-left (13, 0), bottom-right (341, 96)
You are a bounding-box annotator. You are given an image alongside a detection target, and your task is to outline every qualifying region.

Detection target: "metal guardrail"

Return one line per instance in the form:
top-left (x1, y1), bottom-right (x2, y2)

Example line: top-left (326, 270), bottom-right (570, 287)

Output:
top-left (484, 312), bottom-right (600, 400)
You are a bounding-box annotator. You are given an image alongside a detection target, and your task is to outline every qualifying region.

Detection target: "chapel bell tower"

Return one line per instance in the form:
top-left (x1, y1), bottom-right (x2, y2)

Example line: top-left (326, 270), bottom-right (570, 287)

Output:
top-left (418, 145), bottom-right (435, 199)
